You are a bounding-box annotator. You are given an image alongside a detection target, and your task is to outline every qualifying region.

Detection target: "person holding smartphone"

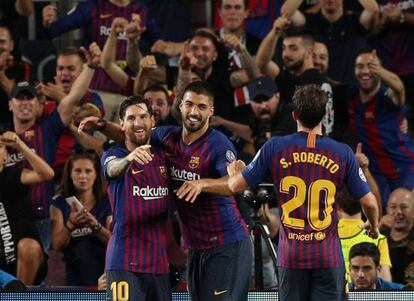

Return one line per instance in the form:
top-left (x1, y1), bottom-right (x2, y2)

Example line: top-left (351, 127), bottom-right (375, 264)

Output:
top-left (50, 149), bottom-right (112, 286)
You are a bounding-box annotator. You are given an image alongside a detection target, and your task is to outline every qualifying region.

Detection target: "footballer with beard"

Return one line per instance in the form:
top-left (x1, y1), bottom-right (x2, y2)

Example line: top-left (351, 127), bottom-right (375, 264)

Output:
top-left (150, 81), bottom-right (251, 301)
top-left (102, 96), bottom-right (172, 301)
top-left (86, 81), bottom-right (252, 301)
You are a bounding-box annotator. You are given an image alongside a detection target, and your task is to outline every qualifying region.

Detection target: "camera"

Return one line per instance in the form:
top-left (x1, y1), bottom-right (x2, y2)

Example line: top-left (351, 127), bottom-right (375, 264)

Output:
top-left (240, 183), bottom-right (275, 212)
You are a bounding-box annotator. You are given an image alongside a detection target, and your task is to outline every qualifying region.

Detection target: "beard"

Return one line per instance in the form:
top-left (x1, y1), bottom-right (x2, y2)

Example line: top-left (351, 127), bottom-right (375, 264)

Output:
top-left (359, 76), bottom-right (380, 95)
top-left (183, 114), bottom-right (208, 133)
top-left (126, 127), bottom-right (151, 146)
top-left (284, 58), bottom-right (305, 73)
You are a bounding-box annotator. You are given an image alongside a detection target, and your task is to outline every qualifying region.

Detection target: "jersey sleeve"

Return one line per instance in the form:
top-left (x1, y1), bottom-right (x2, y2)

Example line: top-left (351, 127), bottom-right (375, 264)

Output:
top-left (42, 110), bottom-right (66, 143)
top-left (345, 146), bottom-right (371, 200)
top-left (101, 145), bottom-right (125, 180)
top-left (46, 0), bottom-right (94, 38)
top-left (213, 136), bottom-right (237, 177)
top-left (151, 126), bottom-right (177, 148)
top-left (242, 139), bottom-right (273, 187)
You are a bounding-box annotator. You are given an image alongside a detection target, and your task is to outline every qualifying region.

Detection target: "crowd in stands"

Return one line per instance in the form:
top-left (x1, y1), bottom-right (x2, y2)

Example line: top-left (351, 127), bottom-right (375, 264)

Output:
top-left (0, 0), bottom-right (414, 293)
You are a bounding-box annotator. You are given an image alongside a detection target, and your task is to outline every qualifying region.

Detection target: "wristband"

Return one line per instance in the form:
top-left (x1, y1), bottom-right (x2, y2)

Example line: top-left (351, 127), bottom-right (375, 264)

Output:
top-left (85, 63), bottom-right (99, 69)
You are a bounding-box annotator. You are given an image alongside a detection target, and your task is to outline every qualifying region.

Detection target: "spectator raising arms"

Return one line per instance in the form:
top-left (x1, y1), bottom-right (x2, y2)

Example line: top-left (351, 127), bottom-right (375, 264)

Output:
top-left (0, 130), bottom-right (53, 285)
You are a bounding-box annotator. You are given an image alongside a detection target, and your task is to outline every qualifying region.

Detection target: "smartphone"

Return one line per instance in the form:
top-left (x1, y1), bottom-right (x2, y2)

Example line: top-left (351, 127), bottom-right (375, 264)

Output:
top-left (65, 196), bottom-right (84, 211)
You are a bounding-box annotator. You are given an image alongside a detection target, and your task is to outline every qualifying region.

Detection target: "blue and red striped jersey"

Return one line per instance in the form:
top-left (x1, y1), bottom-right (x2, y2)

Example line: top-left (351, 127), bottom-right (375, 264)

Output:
top-left (348, 84), bottom-right (414, 179)
top-left (5, 110), bottom-right (65, 218)
top-left (375, 1), bottom-right (414, 76)
top-left (46, 0), bottom-right (159, 94)
top-left (151, 126), bottom-right (249, 250)
top-left (102, 144), bottom-right (171, 274)
top-left (242, 132), bottom-right (371, 269)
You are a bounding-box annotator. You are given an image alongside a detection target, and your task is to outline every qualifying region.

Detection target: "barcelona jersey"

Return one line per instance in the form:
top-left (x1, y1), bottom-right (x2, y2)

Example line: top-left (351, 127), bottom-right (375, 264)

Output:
top-left (151, 126), bottom-right (249, 250)
top-left (242, 132), bottom-right (371, 269)
top-left (102, 144), bottom-right (171, 274)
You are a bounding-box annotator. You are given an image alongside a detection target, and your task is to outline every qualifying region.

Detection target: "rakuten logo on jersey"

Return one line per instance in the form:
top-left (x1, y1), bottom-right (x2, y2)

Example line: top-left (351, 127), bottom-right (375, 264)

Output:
top-left (132, 186), bottom-right (169, 200)
top-left (100, 26), bottom-right (127, 40)
top-left (170, 166), bottom-right (200, 181)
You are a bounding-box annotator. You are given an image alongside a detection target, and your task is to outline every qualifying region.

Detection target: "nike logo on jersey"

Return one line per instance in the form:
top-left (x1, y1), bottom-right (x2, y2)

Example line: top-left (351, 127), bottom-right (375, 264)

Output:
top-left (131, 169), bottom-right (144, 175)
top-left (100, 13), bottom-right (112, 19)
top-left (214, 290), bottom-right (228, 296)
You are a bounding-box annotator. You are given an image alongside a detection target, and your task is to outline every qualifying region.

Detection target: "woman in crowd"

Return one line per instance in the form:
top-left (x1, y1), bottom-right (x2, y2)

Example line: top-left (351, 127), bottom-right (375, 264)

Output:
top-left (50, 149), bottom-right (112, 286)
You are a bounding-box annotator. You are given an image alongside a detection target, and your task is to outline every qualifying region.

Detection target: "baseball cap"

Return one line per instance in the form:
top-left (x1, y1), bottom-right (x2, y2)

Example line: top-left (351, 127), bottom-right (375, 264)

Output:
top-left (10, 81), bottom-right (37, 99)
top-left (247, 76), bottom-right (278, 102)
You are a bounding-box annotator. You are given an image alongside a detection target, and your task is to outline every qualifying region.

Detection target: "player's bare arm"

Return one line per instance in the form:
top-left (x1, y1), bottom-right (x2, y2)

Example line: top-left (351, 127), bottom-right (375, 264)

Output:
top-left (359, 192), bottom-right (380, 239)
top-left (176, 176), bottom-right (233, 203)
top-left (78, 116), bottom-right (125, 144)
top-left (227, 160), bottom-right (249, 193)
top-left (106, 145), bottom-right (152, 178)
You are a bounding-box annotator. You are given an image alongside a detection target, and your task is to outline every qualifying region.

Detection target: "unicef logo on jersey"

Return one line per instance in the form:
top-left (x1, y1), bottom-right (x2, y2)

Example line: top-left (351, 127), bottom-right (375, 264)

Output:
top-left (358, 168), bottom-right (367, 182)
top-left (132, 186), bottom-right (169, 200)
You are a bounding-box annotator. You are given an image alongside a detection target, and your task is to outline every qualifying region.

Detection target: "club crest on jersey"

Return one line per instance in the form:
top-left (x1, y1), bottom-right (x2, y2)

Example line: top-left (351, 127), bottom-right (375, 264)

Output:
top-left (189, 156), bottom-right (200, 169)
top-left (358, 168), bottom-right (367, 182)
top-left (226, 150), bottom-right (236, 162)
top-left (159, 165), bottom-right (168, 177)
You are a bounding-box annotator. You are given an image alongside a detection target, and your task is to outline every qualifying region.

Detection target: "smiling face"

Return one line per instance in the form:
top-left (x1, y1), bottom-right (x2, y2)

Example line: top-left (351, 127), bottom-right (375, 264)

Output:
top-left (9, 93), bottom-right (39, 124)
top-left (313, 42), bottom-right (329, 74)
top-left (355, 53), bottom-right (380, 94)
top-left (56, 54), bottom-right (84, 94)
top-left (180, 91), bottom-right (214, 133)
top-left (387, 188), bottom-right (414, 232)
top-left (219, 0), bottom-right (249, 32)
top-left (282, 37), bottom-right (308, 73)
top-left (143, 90), bottom-right (170, 125)
top-left (188, 36), bottom-right (218, 72)
top-left (121, 103), bottom-right (154, 147)
top-left (70, 158), bottom-right (97, 193)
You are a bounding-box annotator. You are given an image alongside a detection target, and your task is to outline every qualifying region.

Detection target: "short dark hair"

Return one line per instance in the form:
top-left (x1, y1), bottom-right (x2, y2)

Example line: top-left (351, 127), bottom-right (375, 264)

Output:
top-left (119, 95), bottom-right (153, 120)
top-left (57, 47), bottom-right (86, 63)
top-left (349, 242), bottom-right (380, 267)
top-left (191, 29), bottom-right (220, 52)
top-left (219, 0), bottom-right (249, 9)
top-left (182, 81), bottom-right (215, 105)
top-left (283, 27), bottom-right (314, 49)
top-left (338, 188), bottom-right (362, 215)
top-left (142, 85), bottom-right (170, 104)
top-left (292, 84), bottom-right (327, 129)
top-left (356, 46), bottom-right (375, 58)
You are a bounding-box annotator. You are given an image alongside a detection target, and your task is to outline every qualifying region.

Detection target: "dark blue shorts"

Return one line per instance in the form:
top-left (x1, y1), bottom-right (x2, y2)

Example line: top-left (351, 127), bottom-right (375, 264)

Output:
top-left (187, 237), bottom-right (252, 301)
top-left (278, 266), bottom-right (347, 301)
top-left (106, 270), bottom-right (171, 301)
